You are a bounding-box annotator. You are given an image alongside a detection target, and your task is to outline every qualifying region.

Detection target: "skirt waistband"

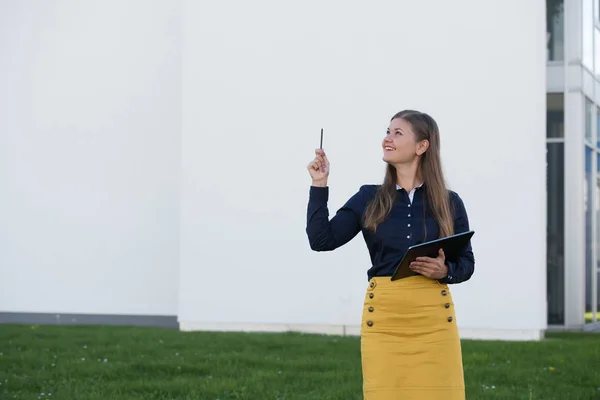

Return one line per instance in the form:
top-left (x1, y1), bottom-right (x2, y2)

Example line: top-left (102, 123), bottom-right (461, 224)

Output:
top-left (367, 275), bottom-right (448, 291)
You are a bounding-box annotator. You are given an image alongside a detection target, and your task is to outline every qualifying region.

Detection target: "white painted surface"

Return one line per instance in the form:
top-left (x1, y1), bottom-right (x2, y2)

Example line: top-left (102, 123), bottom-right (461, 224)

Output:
top-left (0, 1), bottom-right (181, 315)
top-left (0, 0), bottom-right (548, 338)
top-left (179, 0), bottom-right (548, 339)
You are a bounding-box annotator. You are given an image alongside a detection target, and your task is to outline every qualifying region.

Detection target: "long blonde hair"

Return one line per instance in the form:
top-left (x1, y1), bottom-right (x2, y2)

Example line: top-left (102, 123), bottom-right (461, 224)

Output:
top-left (363, 110), bottom-right (454, 237)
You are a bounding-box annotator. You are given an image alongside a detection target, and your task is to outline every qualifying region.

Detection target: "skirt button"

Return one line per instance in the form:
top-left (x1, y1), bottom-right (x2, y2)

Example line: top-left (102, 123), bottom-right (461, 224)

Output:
top-left (367, 321), bottom-right (373, 327)
top-left (368, 306), bottom-right (374, 312)
top-left (369, 282), bottom-right (375, 288)
top-left (369, 293), bottom-right (374, 299)
top-left (447, 316), bottom-right (453, 322)
top-left (441, 290), bottom-right (447, 296)
top-left (445, 303), bottom-right (450, 308)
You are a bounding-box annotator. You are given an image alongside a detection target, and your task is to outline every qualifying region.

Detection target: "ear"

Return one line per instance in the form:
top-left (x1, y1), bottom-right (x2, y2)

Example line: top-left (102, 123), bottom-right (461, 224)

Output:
top-left (416, 139), bottom-right (429, 156)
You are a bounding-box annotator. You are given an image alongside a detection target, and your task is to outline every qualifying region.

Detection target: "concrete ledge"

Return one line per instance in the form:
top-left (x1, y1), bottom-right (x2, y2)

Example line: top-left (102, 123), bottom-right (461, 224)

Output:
top-left (178, 322), bottom-right (545, 341)
top-left (0, 312), bottom-right (178, 329)
top-left (179, 322), bottom-right (361, 336)
top-left (458, 328), bottom-right (545, 341)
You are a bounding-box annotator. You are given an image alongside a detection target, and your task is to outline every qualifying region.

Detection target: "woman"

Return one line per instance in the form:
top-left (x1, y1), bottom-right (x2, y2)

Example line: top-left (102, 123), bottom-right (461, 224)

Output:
top-left (305, 109), bottom-right (475, 399)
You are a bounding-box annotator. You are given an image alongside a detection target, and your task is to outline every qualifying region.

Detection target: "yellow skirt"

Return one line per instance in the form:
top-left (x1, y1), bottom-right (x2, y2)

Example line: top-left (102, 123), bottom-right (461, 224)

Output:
top-left (360, 275), bottom-right (465, 400)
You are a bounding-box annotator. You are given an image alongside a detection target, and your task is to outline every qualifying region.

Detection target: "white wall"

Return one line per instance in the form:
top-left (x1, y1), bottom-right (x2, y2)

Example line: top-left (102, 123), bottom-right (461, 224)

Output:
top-left (0, 0), bottom-right (547, 339)
top-left (0, 1), bottom-right (181, 316)
top-left (179, 0), bottom-right (548, 340)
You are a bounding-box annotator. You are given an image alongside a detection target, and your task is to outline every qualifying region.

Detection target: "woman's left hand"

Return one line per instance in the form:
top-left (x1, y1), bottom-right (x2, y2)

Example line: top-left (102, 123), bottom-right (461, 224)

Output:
top-left (410, 248), bottom-right (448, 280)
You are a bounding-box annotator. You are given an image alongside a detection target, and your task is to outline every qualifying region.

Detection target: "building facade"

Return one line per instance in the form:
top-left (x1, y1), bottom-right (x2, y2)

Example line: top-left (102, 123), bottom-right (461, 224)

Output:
top-left (10, 0), bottom-right (600, 340)
top-left (546, 0), bottom-right (600, 330)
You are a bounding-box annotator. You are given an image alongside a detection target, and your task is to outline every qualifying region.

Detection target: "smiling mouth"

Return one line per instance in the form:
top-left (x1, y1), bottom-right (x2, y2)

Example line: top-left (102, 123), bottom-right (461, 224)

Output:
top-left (384, 146), bottom-right (396, 151)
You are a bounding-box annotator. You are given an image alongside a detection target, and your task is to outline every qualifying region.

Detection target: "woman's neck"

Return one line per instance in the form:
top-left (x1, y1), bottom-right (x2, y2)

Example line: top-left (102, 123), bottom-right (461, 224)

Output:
top-left (395, 163), bottom-right (422, 192)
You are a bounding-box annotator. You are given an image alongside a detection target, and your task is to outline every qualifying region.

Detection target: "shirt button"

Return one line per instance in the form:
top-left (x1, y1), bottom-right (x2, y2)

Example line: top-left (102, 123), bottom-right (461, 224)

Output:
top-left (406, 235), bottom-right (410, 239)
top-left (408, 214), bottom-right (411, 217)
top-left (408, 204), bottom-right (411, 208)
top-left (407, 224), bottom-right (411, 227)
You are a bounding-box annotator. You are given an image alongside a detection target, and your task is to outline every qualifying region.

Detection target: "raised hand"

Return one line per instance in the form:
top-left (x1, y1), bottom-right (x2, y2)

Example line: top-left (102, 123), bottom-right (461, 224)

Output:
top-left (307, 149), bottom-right (330, 187)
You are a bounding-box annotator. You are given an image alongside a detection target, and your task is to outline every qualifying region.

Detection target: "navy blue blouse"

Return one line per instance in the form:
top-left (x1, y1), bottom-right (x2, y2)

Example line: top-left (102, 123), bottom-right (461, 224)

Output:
top-left (306, 184), bottom-right (475, 283)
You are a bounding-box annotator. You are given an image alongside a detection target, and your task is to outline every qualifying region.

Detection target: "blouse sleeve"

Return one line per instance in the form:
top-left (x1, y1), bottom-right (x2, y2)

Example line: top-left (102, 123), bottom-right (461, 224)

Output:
top-left (440, 192), bottom-right (475, 284)
top-left (306, 185), bottom-right (366, 251)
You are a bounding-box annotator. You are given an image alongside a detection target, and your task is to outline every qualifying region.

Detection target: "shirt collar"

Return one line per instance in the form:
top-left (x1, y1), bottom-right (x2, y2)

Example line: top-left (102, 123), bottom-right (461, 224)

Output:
top-left (396, 183), bottom-right (424, 191)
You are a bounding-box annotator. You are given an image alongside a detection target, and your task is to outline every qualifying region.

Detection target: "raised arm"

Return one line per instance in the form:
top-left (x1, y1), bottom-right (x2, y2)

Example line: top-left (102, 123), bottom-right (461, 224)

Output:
top-left (440, 192), bottom-right (475, 284)
top-left (306, 186), bottom-right (365, 251)
top-left (305, 148), bottom-right (366, 251)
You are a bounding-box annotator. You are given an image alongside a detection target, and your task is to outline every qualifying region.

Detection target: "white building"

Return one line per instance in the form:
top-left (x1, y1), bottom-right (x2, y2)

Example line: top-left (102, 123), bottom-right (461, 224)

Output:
top-left (546, 0), bottom-right (600, 331)
top-left (0, 0), bottom-right (597, 341)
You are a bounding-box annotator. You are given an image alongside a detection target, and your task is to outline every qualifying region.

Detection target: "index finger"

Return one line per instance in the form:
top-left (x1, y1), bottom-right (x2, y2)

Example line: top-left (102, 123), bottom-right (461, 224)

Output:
top-left (415, 256), bottom-right (435, 262)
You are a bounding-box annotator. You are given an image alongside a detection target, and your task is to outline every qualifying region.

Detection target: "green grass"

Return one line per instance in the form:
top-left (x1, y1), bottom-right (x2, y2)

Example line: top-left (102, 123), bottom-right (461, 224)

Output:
top-left (0, 325), bottom-right (599, 399)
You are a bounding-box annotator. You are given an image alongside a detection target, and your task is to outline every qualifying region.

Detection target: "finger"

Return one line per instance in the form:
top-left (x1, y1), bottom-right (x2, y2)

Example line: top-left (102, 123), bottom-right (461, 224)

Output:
top-left (411, 261), bottom-right (434, 270)
top-left (410, 264), bottom-right (434, 277)
top-left (315, 149), bottom-right (326, 156)
top-left (320, 155), bottom-right (329, 170)
top-left (415, 256), bottom-right (436, 262)
top-left (439, 248), bottom-right (445, 259)
top-left (411, 261), bottom-right (441, 276)
top-left (312, 156), bottom-right (323, 169)
top-left (416, 254), bottom-right (443, 264)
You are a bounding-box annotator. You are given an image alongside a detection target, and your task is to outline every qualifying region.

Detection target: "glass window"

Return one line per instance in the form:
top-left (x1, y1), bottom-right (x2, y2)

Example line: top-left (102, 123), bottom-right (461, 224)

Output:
top-left (586, 98), bottom-right (594, 142)
top-left (597, 271), bottom-right (600, 320)
top-left (547, 142), bottom-right (565, 325)
top-left (547, 0), bottom-right (564, 61)
top-left (597, 271), bottom-right (600, 319)
top-left (597, 105), bottom-right (600, 148)
top-left (586, 147), bottom-right (593, 323)
top-left (595, 151), bottom-right (600, 323)
top-left (547, 94), bottom-right (564, 138)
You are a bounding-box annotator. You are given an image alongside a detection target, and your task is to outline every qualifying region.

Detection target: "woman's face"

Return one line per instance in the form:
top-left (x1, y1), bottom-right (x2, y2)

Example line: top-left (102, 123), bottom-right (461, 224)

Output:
top-left (382, 118), bottom-right (426, 165)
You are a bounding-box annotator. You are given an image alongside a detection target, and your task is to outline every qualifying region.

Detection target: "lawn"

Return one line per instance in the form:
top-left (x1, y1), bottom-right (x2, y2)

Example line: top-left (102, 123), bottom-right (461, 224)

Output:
top-left (0, 325), bottom-right (599, 400)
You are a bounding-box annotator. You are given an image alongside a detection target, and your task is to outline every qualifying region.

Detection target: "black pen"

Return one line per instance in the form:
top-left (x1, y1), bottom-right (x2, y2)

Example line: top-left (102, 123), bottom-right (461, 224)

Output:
top-left (320, 128), bottom-right (323, 149)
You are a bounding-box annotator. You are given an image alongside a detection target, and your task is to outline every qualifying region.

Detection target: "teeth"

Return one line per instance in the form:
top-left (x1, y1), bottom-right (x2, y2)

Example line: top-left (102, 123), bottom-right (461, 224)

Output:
top-left (385, 147), bottom-right (395, 150)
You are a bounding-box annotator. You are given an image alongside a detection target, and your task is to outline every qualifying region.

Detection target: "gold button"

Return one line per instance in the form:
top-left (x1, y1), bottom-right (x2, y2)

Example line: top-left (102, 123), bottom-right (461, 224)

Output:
top-left (367, 321), bottom-right (373, 327)
top-left (368, 306), bottom-right (374, 312)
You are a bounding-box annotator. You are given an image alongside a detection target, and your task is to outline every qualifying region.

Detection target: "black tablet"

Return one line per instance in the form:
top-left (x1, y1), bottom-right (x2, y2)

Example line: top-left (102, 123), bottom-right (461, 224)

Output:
top-left (390, 230), bottom-right (475, 281)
